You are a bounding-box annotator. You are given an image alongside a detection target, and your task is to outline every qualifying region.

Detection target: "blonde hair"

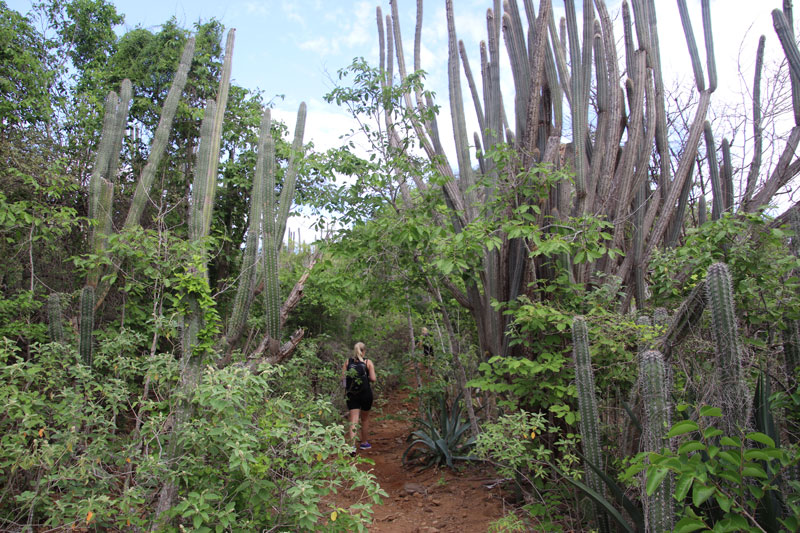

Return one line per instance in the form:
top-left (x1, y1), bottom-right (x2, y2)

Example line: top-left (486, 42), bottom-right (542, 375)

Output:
top-left (353, 342), bottom-right (366, 361)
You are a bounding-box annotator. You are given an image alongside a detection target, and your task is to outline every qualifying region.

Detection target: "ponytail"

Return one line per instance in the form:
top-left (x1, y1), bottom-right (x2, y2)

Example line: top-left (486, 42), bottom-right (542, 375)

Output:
top-left (353, 341), bottom-right (366, 361)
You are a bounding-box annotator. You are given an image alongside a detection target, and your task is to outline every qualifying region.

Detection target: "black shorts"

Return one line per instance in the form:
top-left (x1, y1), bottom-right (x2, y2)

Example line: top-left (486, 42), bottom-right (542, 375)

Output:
top-left (346, 387), bottom-right (373, 411)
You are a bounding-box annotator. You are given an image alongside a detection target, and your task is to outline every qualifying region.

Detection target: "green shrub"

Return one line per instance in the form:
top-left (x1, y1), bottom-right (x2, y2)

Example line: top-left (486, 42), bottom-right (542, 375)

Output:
top-left (624, 405), bottom-right (800, 532)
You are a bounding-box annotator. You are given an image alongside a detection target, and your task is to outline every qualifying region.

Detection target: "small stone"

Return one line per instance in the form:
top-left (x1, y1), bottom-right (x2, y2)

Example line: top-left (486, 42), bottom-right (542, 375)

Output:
top-left (404, 482), bottom-right (427, 495)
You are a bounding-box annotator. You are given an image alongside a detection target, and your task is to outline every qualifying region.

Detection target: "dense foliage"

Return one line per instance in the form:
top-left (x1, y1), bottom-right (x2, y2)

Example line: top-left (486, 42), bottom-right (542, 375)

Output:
top-left (1, 0), bottom-right (800, 531)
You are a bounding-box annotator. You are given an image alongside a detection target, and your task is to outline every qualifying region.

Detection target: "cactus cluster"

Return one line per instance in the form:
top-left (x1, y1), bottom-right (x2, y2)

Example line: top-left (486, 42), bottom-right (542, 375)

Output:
top-left (376, 0), bottom-right (723, 358)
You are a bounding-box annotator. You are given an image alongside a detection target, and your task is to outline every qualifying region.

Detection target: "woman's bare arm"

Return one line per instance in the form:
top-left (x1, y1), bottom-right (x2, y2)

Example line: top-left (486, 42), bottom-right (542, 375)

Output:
top-left (367, 360), bottom-right (377, 382)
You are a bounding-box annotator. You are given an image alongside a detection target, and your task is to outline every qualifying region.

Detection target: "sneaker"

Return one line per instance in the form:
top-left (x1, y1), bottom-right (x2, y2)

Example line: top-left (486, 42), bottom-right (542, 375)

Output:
top-left (359, 442), bottom-right (372, 449)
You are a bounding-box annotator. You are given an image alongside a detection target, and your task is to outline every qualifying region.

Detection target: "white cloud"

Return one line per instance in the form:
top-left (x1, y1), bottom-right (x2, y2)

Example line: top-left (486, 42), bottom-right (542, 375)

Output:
top-left (299, 36), bottom-right (340, 56)
top-left (282, 2), bottom-right (305, 25)
top-left (243, 1), bottom-right (267, 16)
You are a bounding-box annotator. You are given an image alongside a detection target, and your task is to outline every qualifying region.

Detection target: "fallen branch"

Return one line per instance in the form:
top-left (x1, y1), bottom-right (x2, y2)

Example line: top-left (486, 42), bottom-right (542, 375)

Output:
top-left (246, 327), bottom-right (305, 371)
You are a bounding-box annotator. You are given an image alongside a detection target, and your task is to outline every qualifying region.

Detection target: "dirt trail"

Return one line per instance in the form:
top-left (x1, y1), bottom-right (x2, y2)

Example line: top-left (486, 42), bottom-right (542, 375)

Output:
top-left (343, 387), bottom-right (508, 532)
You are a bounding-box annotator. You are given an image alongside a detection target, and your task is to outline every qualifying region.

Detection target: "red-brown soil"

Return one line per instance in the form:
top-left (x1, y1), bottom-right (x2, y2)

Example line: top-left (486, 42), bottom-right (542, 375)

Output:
top-left (340, 388), bottom-right (510, 532)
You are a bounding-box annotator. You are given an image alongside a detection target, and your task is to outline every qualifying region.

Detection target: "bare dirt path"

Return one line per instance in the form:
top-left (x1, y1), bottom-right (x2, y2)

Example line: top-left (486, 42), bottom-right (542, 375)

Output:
top-left (344, 387), bottom-right (508, 532)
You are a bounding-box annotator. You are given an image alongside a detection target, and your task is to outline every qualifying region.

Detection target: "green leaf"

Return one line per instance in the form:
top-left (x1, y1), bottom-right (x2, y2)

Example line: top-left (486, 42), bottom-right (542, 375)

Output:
top-left (692, 483), bottom-right (716, 507)
top-left (674, 472), bottom-right (695, 501)
top-left (742, 464), bottom-right (768, 478)
top-left (674, 516), bottom-right (707, 533)
top-left (714, 492), bottom-right (732, 512)
top-left (745, 431), bottom-right (775, 448)
top-left (719, 436), bottom-right (741, 447)
top-left (718, 450), bottom-right (741, 466)
top-left (646, 466), bottom-right (669, 496)
top-left (678, 441), bottom-right (706, 455)
top-left (668, 420), bottom-right (699, 438)
top-left (743, 449), bottom-right (771, 461)
top-left (699, 406), bottom-right (722, 417)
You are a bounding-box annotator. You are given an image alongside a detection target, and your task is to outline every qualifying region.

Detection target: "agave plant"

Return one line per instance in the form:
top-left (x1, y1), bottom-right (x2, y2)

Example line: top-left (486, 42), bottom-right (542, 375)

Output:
top-left (402, 393), bottom-right (478, 470)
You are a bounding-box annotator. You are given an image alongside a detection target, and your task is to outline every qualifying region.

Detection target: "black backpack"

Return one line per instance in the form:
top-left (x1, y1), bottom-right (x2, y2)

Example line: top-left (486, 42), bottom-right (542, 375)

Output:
top-left (345, 358), bottom-right (368, 393)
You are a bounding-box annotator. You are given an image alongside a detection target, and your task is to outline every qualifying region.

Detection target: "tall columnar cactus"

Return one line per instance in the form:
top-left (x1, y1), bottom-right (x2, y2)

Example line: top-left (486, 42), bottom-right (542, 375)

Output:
top-left (47, 293), bottom-right (64, 343)
top-left (263, 103), bottom-right (307, 349)
top-left (660, 280), bottom-right (707, 360)
top-left (721, 138), bottom-right (733, 213)
top-left (571, 316), bottom-right (610, 533)
top-left (225, 109), bottom-right (270, 347)
top-left (704, 121), bottom-right (723, 222)
top-left (154, 31), bottom-right (236, 523)
top-left (275, 102), bottom-right (307, 250)
top-left (79, 286), bottom-right (95, 367)
top-left (87, 81), bottom-right (132, 288)
top-left (263, 115), bottom-right (280, 349)
top-left (743, 36), bottom-right (766, 207)
top-left (188, 98), bottom-right (218, 245)
top-left (741, 8), bottom-right (800, 212)
top-left (706, 262), bottom-right (750, 434)
top-left (94, 37), bottom-right (197, 309)
top-left (123, 37), bottom-right (196, 231)
top-left (638, 349), bottom-right (674, 533)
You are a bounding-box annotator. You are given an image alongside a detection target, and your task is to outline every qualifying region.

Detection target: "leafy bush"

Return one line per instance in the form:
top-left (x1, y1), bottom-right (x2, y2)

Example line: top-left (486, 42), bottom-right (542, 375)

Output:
top-left (475, 410), bottom-right (579, 530)
top-left (474, 410), bottom-right (580, 482)
top-left (164, 363), bottom-right (386, 531)
top-left (0, 336), bottom-right (170, 529)
top-left (0, 336), bottom-right (386, 531)
top-left (624, 405), bottom-right (800, 532)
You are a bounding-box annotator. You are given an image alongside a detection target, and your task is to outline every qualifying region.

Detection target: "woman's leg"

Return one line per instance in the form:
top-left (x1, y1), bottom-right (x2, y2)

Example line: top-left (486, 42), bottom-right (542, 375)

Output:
top-left (347, 409), bottom-right (360, 445)
top-left (359, 409), bottom-right (370, 444)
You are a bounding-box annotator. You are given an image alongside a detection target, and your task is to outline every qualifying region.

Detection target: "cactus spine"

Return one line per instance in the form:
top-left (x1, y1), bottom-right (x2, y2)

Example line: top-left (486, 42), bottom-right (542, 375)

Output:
top-left (47, 293), bottom-right (64, 343)
top-left (79, 286), bottom-right (95, 367)
top-left (572, 316), bottom-right (610, 533)
top-left (706, 263), bottom-right (750, 434)
top-left (639, 349), bottom-right (674, 533)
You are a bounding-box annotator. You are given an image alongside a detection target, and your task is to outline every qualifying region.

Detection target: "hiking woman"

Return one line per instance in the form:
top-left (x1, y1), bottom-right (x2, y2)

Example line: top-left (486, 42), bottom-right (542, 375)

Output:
top-left (343, 341), bottom-right (377, 451)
